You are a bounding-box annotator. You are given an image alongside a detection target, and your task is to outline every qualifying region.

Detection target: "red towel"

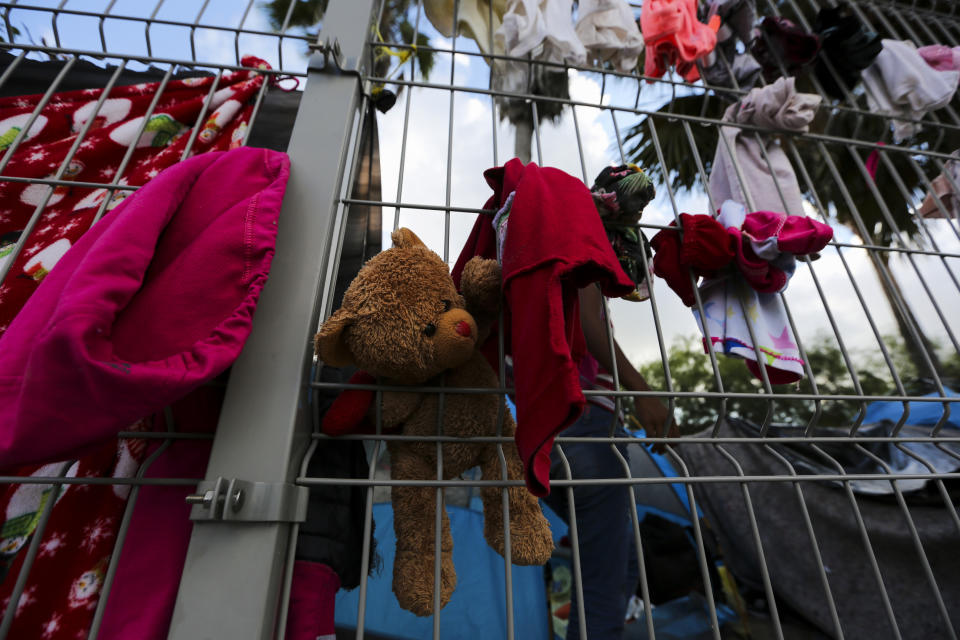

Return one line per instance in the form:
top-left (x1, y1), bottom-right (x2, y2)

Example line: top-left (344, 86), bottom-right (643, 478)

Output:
top-left (452, 159), bottom-right (633, 496)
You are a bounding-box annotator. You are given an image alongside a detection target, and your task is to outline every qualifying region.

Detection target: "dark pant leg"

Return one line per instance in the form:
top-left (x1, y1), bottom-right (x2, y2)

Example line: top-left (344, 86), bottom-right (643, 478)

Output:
top-left (543, 406), bottom-right (638, 640)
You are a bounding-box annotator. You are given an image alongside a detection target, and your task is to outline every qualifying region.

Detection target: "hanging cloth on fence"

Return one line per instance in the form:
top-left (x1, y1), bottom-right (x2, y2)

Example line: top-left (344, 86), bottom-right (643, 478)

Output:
top-left (918, 44), bottom-right (960, 72)
top-left (698, 202), bottom-right (831, 383)
top-left (812, 3), bottom-right (882, 99)
top-left (918, 150), bottom-right (960, 219)
top-left (750, 16), bottom-right (820, 83)
top-left (0, 55), bottom-right (273, 337)
top-left (452, 158), bottom-right (634, 496)
top-left (574, 0), bottom-right (644, 73)
top-left (861, 39), bottom-right (960, 143)
top-left (0, 147), bottom-right (289, 640)
top-left (699, 0), bottom-right (761, 93)
top-left (423, 0), bottom-right (508, 57)
top-left (651, 202), bottom-right (832, 384)
top-left (588, 164), bottom-right (656, 301)
top-left (492, 0), bottom-right (585, 123)
top-left (640, 0), bottom-right (720, 82)
top-left (709, 76), bottom-right (821, 218)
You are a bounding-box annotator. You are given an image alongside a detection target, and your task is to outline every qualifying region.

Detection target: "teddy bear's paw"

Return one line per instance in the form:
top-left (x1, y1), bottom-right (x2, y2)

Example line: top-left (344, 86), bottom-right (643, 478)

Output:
top-left (505, 514), bottom-right (555, 566)
top-left (393, 549), bottom-right (456, 616)
top-left (485, 509), bottom-right (554, 566)
top-left (460, 256), bottom-right (502, 312)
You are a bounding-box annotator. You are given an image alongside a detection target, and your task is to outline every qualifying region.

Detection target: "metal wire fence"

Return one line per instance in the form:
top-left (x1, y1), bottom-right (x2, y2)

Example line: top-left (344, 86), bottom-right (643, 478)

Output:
top-left (0, 0), bottom-right (959, 639)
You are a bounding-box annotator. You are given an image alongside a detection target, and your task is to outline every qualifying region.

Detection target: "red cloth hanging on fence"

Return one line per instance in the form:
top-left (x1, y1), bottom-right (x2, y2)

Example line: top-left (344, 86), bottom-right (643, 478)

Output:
top-left (452, 159), bottom-right (634, 497)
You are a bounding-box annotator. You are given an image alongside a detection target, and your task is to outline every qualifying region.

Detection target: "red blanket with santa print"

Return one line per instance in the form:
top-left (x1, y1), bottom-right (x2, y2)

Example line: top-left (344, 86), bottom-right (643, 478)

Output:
top-left (0, 55), bottom-right (271, 639)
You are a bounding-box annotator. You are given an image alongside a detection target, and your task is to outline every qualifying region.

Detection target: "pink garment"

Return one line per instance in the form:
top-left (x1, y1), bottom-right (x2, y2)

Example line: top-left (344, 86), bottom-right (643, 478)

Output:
top-left (728, 209), bottom-right (833, 294)
top-left (0, 146), bottom-right (290, 468)
top-left (285, 561), bottom-right (341, 640)
top-left (97, 388), bottom-right (220, 640)
top-left (641, 0), bottom-right (720, 81)
top-left (918, 44), bottom-right (960, 72)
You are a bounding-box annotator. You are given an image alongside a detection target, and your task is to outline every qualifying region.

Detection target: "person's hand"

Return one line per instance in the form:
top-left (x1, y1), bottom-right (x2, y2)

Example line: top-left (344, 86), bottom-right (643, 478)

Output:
top-left (634, 397), bottom-right (680, 453)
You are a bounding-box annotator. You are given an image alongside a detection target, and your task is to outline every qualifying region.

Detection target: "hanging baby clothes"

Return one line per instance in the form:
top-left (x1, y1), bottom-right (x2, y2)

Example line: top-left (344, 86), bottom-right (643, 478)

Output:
top-left (750, 16), bottom-right (820, 83)
top-left (861, 39), bottom-right (960, 143)
top-left (574, 0), bottom-right (644, 73)
top-left (493, 0), bottom-right (585, 122)
top-left (700, 0), bottom-right (761, 93)
top-left (0, 55), bottom-right (274, 337)
top-left (812, 3), bottom-right (882, 99)
top-left (640, 0), bottom-right (720, 82)
top-left (452, 159), bottom-right (634, 496)
top-left (689, 201), bottom-right (831, 384)
top-left (918, 45), bottom-right (960, 73)
top-left (709, 76), bottom-right (821, 218)
top-left (0, 147), bottom-right (289, 639)
top-left (423, 0), bottom-right (508, 57)
top-left (918, 151), bottom-right (960, 219)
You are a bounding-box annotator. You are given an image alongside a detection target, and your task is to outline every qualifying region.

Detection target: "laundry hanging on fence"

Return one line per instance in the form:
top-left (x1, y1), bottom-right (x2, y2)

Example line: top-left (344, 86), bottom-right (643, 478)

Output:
top-left (750, 16), bottom-right (820, 83)
top-left (918, 44), bottom-right (960, 72)
top-left (0, 148), bottom-right (289, 640)
top-left (709, 76), bottom-right (821, 218)
top-left (641, 0), bottom-right (720, 82)
top-left (701, 201), bottom-right (831, 383)
top-left (452, 158), bottom-right (634, 496)
top-left (423, 0), bottom-right (507, 57)
top-left (588, 164), bottom-right (656, 301)
top-left (811, 2), bottom-right (882, 99)
top-left (651, 201), bottom-right (833, 384)
top-left (861, 39), bottom-right (960, 143)
top-left (700, 0), bottom-right (761, 93)
top-left (0, 54), bottom-right (274, 338)
top-left (918, 150), bottom-right (960, 219)
top-left (490, 0), bottom-right (585, 123)
top-left (574, 0), bottom-right (644, 73)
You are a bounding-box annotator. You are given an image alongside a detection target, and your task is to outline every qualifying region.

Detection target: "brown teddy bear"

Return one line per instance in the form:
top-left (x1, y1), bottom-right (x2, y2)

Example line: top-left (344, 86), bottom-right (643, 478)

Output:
top-left (314, 228), bottom-right (553, 616)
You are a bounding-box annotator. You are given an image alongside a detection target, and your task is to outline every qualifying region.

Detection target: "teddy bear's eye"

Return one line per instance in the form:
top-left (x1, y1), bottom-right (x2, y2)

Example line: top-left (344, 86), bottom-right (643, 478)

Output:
top-left (442, 299), bottom-right (452, 312)
top-left (423, 323), bottom-right (437, 337)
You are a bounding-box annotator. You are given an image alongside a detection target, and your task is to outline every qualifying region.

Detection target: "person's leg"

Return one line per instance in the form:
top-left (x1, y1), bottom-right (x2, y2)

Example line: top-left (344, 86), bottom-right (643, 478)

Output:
top-left (544, 407), bottom-right (637, 640)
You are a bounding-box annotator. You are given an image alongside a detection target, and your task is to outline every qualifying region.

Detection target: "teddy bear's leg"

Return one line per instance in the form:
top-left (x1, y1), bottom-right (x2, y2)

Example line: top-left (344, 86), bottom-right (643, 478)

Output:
top-left (479, 416), bottom-right (554, 567)
top-left (389, 446), bottom-right (456, 616)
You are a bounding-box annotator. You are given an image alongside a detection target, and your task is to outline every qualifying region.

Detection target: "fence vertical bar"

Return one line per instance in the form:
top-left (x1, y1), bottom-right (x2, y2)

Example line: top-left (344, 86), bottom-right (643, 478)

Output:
top-left (166, 1), bottom-right (377, 638)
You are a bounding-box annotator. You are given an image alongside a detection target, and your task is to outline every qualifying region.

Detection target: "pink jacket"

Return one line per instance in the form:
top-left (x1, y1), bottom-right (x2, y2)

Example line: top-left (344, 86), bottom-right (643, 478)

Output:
top-left (0, 147), bottom-right (289, 467)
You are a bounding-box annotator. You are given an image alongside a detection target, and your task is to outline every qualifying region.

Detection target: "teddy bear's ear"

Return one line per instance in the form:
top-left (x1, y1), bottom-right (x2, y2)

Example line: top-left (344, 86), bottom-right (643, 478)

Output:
top-left (391, 227), bottom-right (426, 249)
top-left (315, 308), bottom-right (355, 367)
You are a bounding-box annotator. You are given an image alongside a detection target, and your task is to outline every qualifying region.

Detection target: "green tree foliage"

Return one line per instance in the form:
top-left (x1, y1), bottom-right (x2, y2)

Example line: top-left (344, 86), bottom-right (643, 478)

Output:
top-left (634, 334), bottom-right (960, 435)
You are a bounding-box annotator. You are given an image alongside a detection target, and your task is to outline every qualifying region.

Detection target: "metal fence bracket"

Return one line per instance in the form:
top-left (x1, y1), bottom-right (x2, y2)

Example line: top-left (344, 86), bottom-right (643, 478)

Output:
top-left (186, 477), bottom-right (308, 523)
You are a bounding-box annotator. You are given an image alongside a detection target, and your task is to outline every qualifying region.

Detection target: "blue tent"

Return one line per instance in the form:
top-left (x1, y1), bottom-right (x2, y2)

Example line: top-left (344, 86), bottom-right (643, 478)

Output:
top-left (861, 388), bottom-right (960, 429)
top-left (334, 500), bottom-right (551, 639)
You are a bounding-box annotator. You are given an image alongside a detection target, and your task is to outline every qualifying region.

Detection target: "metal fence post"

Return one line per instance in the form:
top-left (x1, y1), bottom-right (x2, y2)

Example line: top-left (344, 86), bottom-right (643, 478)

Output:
top-left (166, 1), bottom-right (377, 637)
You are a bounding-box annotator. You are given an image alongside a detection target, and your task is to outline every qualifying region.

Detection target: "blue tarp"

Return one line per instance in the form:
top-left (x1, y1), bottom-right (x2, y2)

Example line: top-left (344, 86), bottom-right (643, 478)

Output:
top-left (862, 388), bottom-right (960, 429)
top-left (334, 501), bottom-right (551, 640)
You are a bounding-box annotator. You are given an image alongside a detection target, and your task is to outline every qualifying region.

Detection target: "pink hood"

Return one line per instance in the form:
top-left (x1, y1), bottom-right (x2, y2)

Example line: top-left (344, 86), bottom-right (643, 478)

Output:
top-left (0, 147), bottom-right (290, 467)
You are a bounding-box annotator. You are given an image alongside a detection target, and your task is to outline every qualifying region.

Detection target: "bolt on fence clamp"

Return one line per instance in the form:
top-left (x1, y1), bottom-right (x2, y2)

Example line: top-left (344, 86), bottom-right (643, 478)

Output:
top-left (308, 37), bottom-right (360, 77)
top-left (185, 476), bottom-right (308, 523)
